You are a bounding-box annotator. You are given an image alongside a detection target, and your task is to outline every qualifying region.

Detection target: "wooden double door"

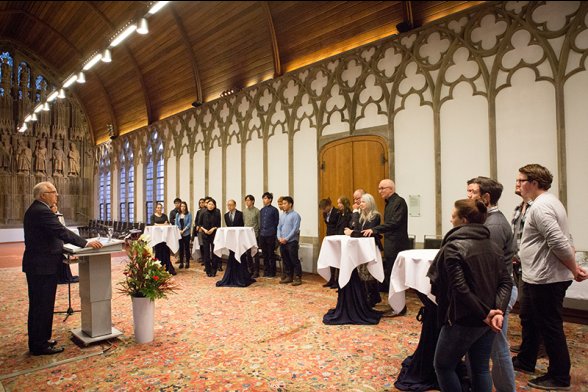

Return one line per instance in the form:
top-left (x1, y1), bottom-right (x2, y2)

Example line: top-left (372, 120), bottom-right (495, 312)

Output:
top-left (318, 135), bottom-right (389, 240)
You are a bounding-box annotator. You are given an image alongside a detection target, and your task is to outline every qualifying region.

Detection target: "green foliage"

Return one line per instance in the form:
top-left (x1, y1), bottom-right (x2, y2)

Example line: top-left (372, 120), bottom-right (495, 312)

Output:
top-left (117, 236), bottom-right (179, 301)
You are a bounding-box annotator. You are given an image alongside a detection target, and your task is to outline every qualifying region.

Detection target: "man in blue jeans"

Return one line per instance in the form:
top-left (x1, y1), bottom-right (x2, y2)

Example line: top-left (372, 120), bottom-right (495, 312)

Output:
top-left (277, 196), bottom-right (302, 286)
top-left (467, 177), bottom-right (517, 391)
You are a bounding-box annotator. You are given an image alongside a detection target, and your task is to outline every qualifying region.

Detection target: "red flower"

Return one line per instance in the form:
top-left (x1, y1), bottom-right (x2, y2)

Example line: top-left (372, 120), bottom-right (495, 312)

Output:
top-left (153, 275), bottom-right (159, 281)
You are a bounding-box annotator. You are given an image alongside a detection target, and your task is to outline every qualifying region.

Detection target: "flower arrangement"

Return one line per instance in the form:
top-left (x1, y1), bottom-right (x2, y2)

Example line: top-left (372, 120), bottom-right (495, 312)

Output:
top-left (117, 235), bottom-right (179, 300)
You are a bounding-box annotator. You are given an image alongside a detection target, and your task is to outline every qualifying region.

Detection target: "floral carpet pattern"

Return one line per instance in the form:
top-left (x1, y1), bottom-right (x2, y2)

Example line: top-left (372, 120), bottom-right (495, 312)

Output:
top-left (0, 255), bottom-right (587, 391)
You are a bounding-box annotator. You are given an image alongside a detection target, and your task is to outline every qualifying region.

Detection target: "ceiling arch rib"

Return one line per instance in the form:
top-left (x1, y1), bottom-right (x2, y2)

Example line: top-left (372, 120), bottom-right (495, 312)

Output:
top-left (262, 2), bottom-right (282, 78)
top-left (170, 4), bottom-right (203, 105)
top-left (84, 1), bottom-right (151, 133)
top-left (0, 9), bottom-right (116, 141)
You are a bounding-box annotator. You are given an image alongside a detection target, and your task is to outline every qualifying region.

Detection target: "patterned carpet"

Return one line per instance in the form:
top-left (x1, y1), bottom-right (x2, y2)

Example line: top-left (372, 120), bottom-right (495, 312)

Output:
top-left (1, 254), bottom-right (587, 391)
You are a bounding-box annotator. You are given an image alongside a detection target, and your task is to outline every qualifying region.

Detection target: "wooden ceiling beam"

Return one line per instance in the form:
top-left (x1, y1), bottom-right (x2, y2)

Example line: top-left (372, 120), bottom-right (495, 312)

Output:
top-left (170, 3), bottom-right (203, 104)
top-left (262, 2), bottom-right (282, 78)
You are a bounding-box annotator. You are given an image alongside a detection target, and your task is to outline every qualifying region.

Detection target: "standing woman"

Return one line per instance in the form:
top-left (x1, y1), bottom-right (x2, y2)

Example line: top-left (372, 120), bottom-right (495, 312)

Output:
top-left (345, 193), bottom-right (382, 308)
top-left (176, 202), bottom-right (192, 269)
top-left (335, 196), bottom-right (353, 235)
top-left (428, 199), bottom-right (512, 392)
top-left (150, 203), bottom-right (176, 275)
top-left (200, 198), bottom-right (221, 277)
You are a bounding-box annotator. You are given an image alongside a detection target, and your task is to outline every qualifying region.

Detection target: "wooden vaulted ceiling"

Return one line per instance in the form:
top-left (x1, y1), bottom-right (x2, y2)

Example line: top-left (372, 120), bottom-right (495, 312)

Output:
top-left (0, 1), bottom-right (484, 144)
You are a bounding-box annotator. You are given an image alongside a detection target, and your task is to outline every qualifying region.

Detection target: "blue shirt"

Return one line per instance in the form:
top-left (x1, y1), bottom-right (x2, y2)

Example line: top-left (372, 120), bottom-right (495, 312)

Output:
top-left (259, 204), bottom-right (279, 237)
top-left (277, 209), bottom-right (301, 243)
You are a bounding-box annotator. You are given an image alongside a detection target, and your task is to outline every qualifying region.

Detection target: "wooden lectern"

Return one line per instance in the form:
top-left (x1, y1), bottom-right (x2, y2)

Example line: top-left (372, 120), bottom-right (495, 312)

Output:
top-left (63, 238), bottom-right (125, 345)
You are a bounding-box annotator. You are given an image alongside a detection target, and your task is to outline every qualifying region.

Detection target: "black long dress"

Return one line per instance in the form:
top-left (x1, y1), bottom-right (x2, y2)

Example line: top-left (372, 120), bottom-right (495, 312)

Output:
top-left (216, 252), bottom-right (256, 287)
top-left (150, 214), bottom-right (175, 275)
top-left (322, 214), bottom-right (383, 325)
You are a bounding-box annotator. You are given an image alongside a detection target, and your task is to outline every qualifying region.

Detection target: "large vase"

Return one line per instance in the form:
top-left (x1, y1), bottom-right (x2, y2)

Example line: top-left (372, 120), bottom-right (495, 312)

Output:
top-left (131, 296), bottom-right (155, 343)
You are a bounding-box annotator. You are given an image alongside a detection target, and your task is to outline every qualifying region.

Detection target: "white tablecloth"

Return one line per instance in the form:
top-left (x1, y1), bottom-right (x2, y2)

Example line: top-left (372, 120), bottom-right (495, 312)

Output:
top-left (144, 225), bottom-right (182, 254)
top-left (388, 249), bottom-right (439, 313)
top-left (213, 227), bottom-right (258, 259)
top-left (317, 235), bottom-right (384, 288)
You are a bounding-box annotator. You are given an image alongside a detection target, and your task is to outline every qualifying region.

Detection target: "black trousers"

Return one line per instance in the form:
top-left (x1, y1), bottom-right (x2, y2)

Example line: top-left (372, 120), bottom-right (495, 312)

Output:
top-left (202, 235), bottom-right (220, 273)
top-left (518, 280), bottom-right (572, 384)
top-left (178, 235), bottom-right (191, 264)
top-left (259, 235), bottom-right (276, 275)
top-left (26, 273), bottom-right (58, 352)
top-left (280, 240), bottom-right (302, 278)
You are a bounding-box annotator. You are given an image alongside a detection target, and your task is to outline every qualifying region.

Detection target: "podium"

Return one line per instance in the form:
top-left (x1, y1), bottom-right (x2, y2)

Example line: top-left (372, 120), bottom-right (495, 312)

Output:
top-left (63, 238), bottom-right (125, 345)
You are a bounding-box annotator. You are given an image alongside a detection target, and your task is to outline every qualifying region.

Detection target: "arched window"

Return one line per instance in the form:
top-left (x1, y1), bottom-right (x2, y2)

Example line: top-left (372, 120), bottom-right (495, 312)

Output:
top-left (0, 52), bottom-right (13, 97)
top-left (98, 147), bottom-right (112, 221)
top-left (145, 130), bottom-right (164, 221)
top-left (119, 139), bottom-right (135, 222)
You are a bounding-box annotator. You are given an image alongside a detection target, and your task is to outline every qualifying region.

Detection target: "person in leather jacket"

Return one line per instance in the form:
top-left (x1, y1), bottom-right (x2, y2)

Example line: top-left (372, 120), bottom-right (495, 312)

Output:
top-left (427, 199), bottom-right (513, 392)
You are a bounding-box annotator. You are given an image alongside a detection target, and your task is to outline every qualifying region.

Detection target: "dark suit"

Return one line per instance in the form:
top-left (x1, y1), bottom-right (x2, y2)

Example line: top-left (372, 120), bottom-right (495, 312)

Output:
top-left (224, 210), bottom-right (244, 228)
top-left (372, 193), bottom-right (410, 290)
top-left (23, 200), bottom-right (88, 353)
top-left (323, 207), bottom-right (340, 236)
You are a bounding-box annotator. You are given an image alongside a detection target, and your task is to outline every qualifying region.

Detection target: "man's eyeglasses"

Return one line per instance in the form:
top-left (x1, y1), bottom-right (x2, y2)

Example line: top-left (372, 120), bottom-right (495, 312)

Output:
top-left (515, 179), bottom-right (529, 184)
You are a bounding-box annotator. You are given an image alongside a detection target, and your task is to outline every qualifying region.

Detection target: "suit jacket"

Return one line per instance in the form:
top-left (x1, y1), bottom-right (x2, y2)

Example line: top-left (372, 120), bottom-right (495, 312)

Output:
top-left (323, 207), bottom-right (340, 236)
top-left (224, 210), bottom-right (244, 227)
top-left (23, 200), bottom-right (88, 275)
top-left (373, 193), bottom-right (410, 258)
top-left (335, 211), bottom-right (353, 235)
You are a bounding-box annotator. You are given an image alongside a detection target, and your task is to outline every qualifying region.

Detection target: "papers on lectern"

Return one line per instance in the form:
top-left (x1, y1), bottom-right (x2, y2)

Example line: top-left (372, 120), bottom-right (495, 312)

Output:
top-left (63, 237), bottom-right (125, 255)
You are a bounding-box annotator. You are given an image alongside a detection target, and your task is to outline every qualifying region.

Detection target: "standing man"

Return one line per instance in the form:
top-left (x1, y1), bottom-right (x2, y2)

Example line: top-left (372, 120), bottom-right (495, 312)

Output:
top-left (23, 182), bottom-right (102, 356)
top-left (259, 192), bottom-right (280, 277)
top-left (512, 164), bottom-right (587, 391)
top-left (362, 179), bottom-right (410, 296)
top-left (277, 196), bottom-right (303, 286)
top-left (319, 197), bottom-right (340, 288)
top-left (467, 176), bottom-right (517, 392)
top-left (243, 195), bottom-right (261, 278)
top-left (169, 198), bottom-right (182, 225)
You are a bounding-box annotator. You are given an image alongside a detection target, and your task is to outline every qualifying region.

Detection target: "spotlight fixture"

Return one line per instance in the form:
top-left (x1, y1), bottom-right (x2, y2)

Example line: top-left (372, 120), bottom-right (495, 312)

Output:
top-left (57, 88), bottom-right (66, 99)
top-left (110, 24), bottom-right (137, 47)
top-left (18, 123), bottom-right (27, 133)
top-left (77, 71), bottom-right (86, 83)
top-left (31, 113), bottom-right (38, 121)
top-left (137, 18), bottom-right (149, 34)
top-left (43, 102), bottom-right (50, 111)
top-left (148, 1), bottom-right (169, 15)
top-left (102, 49), bottom-right (112, 63)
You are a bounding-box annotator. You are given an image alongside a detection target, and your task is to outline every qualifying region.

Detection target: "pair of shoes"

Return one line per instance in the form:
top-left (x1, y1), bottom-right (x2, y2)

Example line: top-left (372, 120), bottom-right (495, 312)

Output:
top-left (170, 270), bottom-right (177, 276)
top-left (322, 282), bottom-right (330, 287)
top-left (70, 276), bottom-right (79, 283)
top-left (31, 346), bottom-right (65, 356)
top-left (512, 356), bottom-right (535, 374)
top-left (528, 375), bottom-right (570, 390)
top-left (291, 277), bottom-right (302, 286)
top-left (185, 264), bottom-right (190, 269)
top-left (48, 339), bottom-right (57, 347)
top-left (179, 263), bottom-right (184, 269)
top-left (279, 276), bottom-right (293, 284)
top-left (381, 306), bottom-right (407, 318)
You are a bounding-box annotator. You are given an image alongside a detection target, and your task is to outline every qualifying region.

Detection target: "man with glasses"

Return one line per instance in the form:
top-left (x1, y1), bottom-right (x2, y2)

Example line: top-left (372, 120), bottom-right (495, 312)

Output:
top-left (23, 182), bottom-right (102, 356)
top-left (512, 164), bottom-right (587, 390)
top-left (362, 179), bottom-right (410, 315)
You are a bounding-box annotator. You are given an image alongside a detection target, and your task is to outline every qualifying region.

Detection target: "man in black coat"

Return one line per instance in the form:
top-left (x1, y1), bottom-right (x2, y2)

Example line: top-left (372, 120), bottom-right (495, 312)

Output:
top-left (23, 181), bottom-right (102, 356)
top-left (363, 179), bottom-right (410, 311)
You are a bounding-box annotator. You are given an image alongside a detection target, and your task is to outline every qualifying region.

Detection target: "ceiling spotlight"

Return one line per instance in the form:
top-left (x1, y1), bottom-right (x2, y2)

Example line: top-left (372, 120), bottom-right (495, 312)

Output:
top-left (43, 102), bottom-right (50, 111)
top-left (31, 113), bottom-right (38, 121)
top-left (77, 71), bottom-right (86, 83)
top-left (137, 18), bottom-right (149, 34)
top-left (102, 49), bottom-right (112, 63)
top-left (83, 53), bottom-right (103, 70)
top-left (18, 123), bottom-right (27, 133)
top-left (57, 88), bottom-right (66, 99)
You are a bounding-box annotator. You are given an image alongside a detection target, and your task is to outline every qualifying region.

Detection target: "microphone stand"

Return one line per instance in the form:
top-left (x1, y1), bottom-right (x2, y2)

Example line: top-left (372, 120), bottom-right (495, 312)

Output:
top-left (54, 254), bottom-right (80, 322)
